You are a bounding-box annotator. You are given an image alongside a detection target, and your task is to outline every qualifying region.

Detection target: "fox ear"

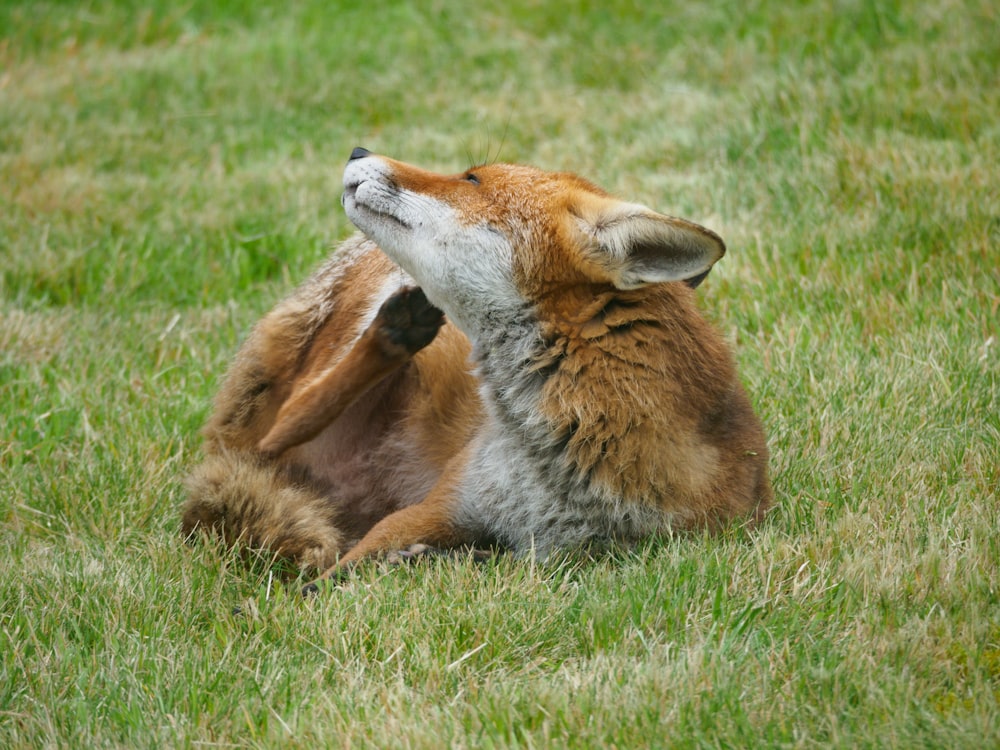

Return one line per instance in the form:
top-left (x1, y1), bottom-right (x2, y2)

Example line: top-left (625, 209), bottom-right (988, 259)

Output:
top-left (578, 201), bottom-right (726, 289)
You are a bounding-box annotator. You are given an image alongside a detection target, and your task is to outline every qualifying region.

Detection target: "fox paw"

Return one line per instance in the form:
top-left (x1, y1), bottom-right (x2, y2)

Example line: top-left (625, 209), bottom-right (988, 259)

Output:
top-left (384, 543), bottom-right (440, 565)
top-left (301, 566), bottom-right (352, 598)
top-left (376, 287), bottom-right (444, 355)
top-left (384, 544), bottom-right (494, 566)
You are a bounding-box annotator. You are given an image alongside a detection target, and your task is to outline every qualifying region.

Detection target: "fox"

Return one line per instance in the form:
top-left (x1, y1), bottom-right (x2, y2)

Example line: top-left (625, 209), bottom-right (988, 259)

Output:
top-left (181, 147), bottom-right (772, 591)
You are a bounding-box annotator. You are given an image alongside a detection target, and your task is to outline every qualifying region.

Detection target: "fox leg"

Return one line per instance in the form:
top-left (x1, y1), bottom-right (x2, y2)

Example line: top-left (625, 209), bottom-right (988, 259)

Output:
top-left (258, 286), bottom-right (443, 458)
top-left (304, 446), bottom-right (477, 593)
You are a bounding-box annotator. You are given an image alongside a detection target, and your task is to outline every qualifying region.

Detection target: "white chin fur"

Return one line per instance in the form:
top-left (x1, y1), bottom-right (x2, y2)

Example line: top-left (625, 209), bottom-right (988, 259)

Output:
top-left (341, 157), bottom-right (525, 338)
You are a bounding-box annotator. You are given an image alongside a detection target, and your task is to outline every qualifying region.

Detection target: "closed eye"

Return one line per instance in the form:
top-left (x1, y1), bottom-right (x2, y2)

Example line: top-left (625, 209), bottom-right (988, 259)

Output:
top-left (464, 172), bottom-right (480, 185)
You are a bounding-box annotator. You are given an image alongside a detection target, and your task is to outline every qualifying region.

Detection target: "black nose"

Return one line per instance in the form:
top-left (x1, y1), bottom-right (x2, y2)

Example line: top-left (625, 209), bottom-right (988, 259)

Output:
top-left (349, 147), bottom-right (371, 161)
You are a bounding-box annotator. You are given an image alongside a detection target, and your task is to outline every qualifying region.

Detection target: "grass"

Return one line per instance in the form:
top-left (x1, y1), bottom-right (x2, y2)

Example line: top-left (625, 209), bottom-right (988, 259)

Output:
top-left (1, 0), bottom-right (998, 746)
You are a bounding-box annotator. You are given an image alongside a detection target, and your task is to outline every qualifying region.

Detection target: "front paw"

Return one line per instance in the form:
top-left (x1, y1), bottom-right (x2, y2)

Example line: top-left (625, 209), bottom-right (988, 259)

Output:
top-left (384, 543), bottom-right (440, 565)
top-left (301, 567), bottom-right (352, 598)
top-left (384, 544), bottom-right (494, 566)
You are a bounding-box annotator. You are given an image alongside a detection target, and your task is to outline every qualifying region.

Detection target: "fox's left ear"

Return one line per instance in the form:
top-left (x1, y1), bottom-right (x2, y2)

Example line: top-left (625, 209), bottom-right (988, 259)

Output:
top-left (578, 200), bottom-right (726, 289)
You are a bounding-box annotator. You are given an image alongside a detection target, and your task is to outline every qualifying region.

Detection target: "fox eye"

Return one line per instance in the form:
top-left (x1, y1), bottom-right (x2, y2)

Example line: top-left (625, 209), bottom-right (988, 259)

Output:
top-left (464, 172), bottom-right (480, 185)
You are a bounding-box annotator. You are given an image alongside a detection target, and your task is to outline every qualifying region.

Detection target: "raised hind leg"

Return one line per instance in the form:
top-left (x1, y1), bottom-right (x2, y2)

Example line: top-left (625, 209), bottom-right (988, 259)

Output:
top-left (258, 286), bottom-right (443, 458)
top-left (183, 286), bottom-right (443, 572)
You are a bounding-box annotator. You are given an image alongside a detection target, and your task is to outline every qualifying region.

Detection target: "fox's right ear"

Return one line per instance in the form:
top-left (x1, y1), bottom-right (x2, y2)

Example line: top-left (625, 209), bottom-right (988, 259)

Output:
top-left (577, 200), bottom-right (726, 290)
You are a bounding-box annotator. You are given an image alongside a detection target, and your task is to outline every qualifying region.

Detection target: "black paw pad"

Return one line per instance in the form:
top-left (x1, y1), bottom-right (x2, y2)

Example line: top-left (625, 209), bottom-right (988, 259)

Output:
top-left (377, 287), bottom-right (445, 354)
top-left (301, 581), bottom-right (321, 598)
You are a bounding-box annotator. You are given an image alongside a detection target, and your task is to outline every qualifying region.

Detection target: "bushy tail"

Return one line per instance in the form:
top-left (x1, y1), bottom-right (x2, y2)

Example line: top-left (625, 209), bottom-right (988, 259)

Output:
top-left (181, 450), bottom-right (345, 572)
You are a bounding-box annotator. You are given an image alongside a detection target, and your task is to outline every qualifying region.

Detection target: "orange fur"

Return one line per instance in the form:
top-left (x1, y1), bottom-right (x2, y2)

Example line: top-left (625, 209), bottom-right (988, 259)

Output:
top-left (181, 151), bottom-right (772, 588)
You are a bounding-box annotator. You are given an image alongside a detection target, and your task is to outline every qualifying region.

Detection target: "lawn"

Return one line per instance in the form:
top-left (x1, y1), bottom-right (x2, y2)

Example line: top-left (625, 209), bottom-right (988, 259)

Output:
top-left (1, 1), bottom-right (998, 747)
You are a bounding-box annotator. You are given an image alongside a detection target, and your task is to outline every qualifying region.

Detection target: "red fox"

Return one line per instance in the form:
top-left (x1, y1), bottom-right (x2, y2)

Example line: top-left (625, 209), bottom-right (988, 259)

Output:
top-left (182, 148), bottom-right (772, 589)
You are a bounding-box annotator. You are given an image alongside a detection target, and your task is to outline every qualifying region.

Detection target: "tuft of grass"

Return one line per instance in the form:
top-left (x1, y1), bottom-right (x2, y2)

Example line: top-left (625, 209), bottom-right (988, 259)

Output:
top-left (2, 0), bottom-right (998, 747)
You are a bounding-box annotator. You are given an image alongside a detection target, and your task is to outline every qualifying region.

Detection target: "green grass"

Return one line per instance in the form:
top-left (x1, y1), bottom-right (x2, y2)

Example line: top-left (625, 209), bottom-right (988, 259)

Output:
top-left (2, 0), bottom-right (998, 746)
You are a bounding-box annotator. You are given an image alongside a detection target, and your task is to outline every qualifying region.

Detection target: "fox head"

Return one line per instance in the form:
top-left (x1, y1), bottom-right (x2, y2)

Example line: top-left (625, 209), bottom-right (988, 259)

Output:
top-left (341, 148), bottom-right (725, 336)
